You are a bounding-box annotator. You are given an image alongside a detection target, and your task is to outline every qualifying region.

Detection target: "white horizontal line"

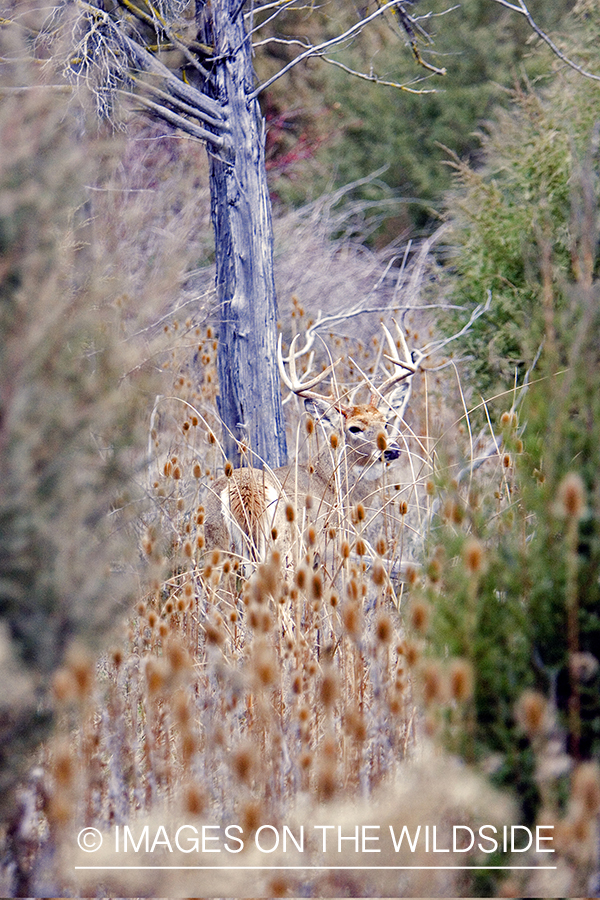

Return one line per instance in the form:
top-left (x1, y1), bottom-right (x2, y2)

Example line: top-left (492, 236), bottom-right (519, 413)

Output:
top-left (74, 865), bottom-right (557, 871)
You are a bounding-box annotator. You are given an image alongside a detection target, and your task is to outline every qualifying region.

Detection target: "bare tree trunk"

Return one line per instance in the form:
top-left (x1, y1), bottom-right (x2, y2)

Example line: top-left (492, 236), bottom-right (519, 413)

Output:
top-left (63, 0), bottom-right (447, 474)
top-left (197, 0), bottom-right (288, 469)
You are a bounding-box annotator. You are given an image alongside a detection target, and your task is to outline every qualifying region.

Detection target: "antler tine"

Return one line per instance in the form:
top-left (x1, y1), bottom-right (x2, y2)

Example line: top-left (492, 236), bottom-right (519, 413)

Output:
top-left (393, 318), bottom-right (415, 368)
top-left (381, 321), bottom-right (401, 364)
top-left (378, 366), bottom-right (414, 398)
top-left (379, 321), bottom-right (419, 397)
top-left (286, 333), bottom-right (302, 391)
top-left (277, 333), bottom-right (340, 402)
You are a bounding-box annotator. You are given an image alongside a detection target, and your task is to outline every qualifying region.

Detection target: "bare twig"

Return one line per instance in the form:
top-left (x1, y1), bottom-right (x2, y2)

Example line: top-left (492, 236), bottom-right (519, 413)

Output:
top-left (491, 0), bottom-right (600, 83)
top-left (250, 0), bottom-right (446, 99)
top-left (321, 56), bottom-right (438, 94)
top-left (67, 0), bottom-right (227, 129)
top-left (117, 0), bottom-right (213, 79)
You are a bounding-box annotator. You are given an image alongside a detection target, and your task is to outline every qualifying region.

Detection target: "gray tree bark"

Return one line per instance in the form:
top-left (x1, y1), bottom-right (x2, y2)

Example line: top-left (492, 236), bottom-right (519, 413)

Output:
top-left (197, 0), bottom-right (288, 469)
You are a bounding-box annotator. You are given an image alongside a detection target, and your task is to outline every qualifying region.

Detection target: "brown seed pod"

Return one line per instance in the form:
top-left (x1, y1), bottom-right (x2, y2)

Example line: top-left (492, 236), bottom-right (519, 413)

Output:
top-left (409, 599), bottom-right (430, 635)
top-left (420, 660), bottom-right (445, 706)
top-left (376, 431), bottom-right (388, 452)
top-left (375, 613), bottom-right (393, 644)
top-left (515, 689), bottom-right (548, 737)
top-left (463, 537), bottom-right (485, 575)
top-left (556, 471), bottom-right (586, 520)
top-left (231, 742), bottom-right (257, 785)
top-left (448, 658), bottom-right (474, 702)
top-left (371, 559), bottom-right (386, 586)
top-left (319, 668), bottom-right (339, 709)
top-left (183, 781), bottom-right (207, 816)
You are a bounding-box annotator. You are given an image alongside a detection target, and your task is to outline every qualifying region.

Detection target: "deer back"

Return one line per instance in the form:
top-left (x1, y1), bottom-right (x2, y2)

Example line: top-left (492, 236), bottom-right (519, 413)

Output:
top-left (204, 397), bottom-right (400, 567)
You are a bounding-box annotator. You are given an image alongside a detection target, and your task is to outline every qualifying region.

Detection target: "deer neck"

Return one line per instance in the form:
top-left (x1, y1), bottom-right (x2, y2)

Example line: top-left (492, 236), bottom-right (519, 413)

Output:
top-left (309, 444), bottom-right (369, 507)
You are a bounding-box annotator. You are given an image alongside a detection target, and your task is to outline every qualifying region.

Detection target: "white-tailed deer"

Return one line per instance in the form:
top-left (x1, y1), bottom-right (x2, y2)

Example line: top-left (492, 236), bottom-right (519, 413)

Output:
top-left (204, 324), bottom-right (418, 569)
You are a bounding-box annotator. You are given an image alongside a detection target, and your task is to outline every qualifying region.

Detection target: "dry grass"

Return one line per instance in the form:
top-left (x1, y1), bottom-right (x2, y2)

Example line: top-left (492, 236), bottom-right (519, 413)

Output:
top-left (0, 300), bottom-right (544, 896)
top-left (32, 334), bottom-right (502, 898)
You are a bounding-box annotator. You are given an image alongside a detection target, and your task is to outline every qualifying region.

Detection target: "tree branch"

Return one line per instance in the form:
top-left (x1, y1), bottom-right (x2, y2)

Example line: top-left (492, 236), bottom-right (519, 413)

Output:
top-left (122, 91), bottom-right (225, 147)
top-left (491, 0), bottom-right (600, 83)
top-left (321, 56), bottom-right (438, 94)
top-left (117, 0), bottom-right (214, 81)
top-left (249, 0), bottom-right (445, 99)
top-left (69, 1), bottom-right (228, 131)
top-left (117, 29), bottom-right (226, 122)
top-left (131, 74), bottom-right (224, 130)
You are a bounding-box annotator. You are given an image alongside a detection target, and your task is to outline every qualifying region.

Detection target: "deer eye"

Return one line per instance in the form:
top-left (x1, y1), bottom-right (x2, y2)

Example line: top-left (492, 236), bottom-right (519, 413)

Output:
top-left (348, 425), bottom-right (363, 434)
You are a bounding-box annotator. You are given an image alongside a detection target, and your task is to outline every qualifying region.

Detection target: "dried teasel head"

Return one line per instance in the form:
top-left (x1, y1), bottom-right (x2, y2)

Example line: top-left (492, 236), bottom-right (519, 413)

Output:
top-left (570, 761), bottom-right (600, 817)
top-left (371, 559), bottom-right (386, 586)
top-left (144, 657), bottom-right (167, 695)
top-left (555, 471), bottom-right (587, 520)
top-left (250, 640), bottom-right (278, 688)
top-left (341, 600), bottom-right (361, 638)
top-left (316, 755), bottom-right (337, 802)
top-left (463, 537), bottom-right (485, 575)
top-left (420, 660), bottom-right (446, 706)
top-left (267, 874), bottom-right (291, 898)
top-left (183, 781), bottom-right (207, 816)
top-left (318, 667), bottom-right (339, 709)
top-left (64, 644), bottom-right (95, 702)
top-left (515, 689), bottom-right (548, 738)
top-left (409, 598), bottom-right (430, 635)
top-left (375, 612), bottom-right (393, 644)
top-left (448, 658), bottom-right (474, 702)
top-left (231, 742), bottom-right (257, 785)
top-left (51, 739), bottom-right (76, 789)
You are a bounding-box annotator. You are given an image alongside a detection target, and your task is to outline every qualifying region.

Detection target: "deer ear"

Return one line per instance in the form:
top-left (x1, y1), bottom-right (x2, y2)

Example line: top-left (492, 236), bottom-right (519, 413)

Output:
top-left (304, 398), bottom-right (343, 432)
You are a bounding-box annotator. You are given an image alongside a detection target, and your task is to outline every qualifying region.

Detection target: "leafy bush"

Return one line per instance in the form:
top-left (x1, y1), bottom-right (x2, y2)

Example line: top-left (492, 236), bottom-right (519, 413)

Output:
top-left (260, 0), bottom-right (574, 229)
top-left (442, 1), bottom-right (600, 393)
top-left (409, 10), bottom-right (600, 891)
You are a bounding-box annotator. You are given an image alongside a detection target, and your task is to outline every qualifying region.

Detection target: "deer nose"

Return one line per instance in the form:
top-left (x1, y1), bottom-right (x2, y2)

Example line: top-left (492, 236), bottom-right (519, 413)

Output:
top-left (384, 444), bottom-right (400, 462)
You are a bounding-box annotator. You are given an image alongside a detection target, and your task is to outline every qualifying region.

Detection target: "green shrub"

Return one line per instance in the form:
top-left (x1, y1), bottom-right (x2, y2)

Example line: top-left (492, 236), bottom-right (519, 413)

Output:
top-left (442, 2), bottom-right (600, 394)
top-left (412, 15), bottom-right (600, 887)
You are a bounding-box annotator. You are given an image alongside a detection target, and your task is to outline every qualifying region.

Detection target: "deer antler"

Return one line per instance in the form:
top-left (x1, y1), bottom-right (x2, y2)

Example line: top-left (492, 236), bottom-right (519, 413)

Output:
top-left (370, 320), bottom-right (429, 429)
top-left (277, 333), bottom-right (341, 403)
top-left (378, 321), bottom-right (423, 396)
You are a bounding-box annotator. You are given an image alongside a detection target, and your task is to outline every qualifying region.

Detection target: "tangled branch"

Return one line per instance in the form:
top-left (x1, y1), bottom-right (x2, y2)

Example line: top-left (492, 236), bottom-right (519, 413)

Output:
top-left (64, 0), bottom-right (227, 146)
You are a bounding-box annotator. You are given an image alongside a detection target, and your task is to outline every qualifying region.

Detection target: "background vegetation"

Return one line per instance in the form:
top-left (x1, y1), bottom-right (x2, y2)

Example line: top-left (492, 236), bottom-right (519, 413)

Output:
top-left (1, 0), bottom-right (599, 896)
top-left (260, 0), bottom-right (575, 227)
